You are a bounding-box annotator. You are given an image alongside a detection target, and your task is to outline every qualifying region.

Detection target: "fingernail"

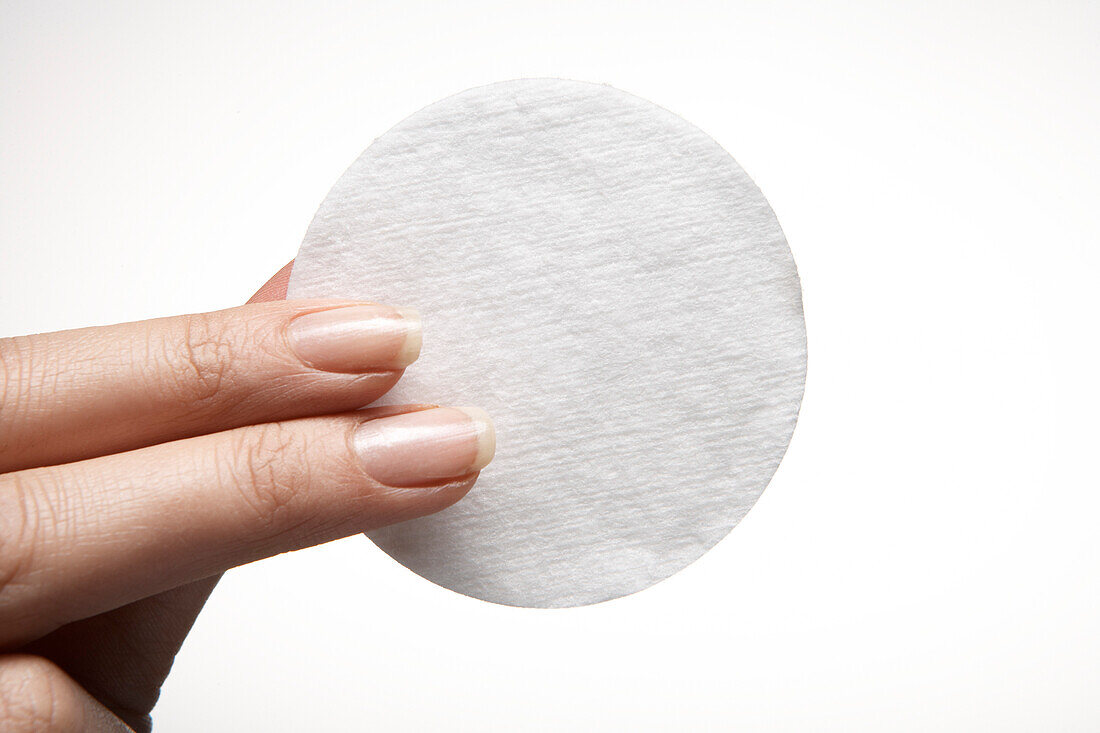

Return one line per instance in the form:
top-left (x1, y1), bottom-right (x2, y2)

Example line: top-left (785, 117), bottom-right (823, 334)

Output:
top-left (352, 406), bottom-right (495, 487)
top-left (286, 305), bottom-right (422, 372)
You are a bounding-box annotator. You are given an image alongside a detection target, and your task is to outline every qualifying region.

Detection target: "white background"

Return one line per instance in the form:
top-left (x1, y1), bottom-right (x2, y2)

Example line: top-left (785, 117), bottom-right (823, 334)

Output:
top-left (1, 1), bottom-right (1098, 730)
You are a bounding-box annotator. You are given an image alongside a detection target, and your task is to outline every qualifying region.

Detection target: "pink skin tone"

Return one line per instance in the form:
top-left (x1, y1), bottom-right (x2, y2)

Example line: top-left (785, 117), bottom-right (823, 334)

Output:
top-left (287, 305), bottom-right (494, 485)
top-left (354, 406), bottom-right (495, 487)
top-left (0, 262), bottom-right (494, 731)
top-left (287, 304), bottom-right (423, 372)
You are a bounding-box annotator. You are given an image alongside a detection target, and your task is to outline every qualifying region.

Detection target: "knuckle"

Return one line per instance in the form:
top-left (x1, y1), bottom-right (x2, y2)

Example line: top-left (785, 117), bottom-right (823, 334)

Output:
top-left (0, 339), bottom-right (11, 423)
top-left (0, 337), bottom-right (29, 439)
top-left (0, 655), bottom-right (83, 732)
top-left (0, 473), bottom-right (50, 611)
top-left (226, 423), bottom-right (310, 536)
top-left (162, 313), bottom-right (238, 407)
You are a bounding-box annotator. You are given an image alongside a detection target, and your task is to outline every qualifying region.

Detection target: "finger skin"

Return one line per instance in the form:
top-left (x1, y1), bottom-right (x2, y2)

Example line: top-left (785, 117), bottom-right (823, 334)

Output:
top-left (248, 260), bottom-right (293, 303)
top-left (0, 296), bottom-right (414, 473)
top-left (12, 263), bottom-right (295, 732)
top-left (0, 409), bottom-right (478, 648)
top-left (22, 574), bottom-right (220, 732)
top-left (0, 655), bottom-right (132, 732)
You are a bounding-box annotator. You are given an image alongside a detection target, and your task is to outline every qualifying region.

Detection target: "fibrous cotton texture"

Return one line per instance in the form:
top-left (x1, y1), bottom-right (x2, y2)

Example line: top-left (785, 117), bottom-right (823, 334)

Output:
top-left (289, 79), bottom-right (807, 607)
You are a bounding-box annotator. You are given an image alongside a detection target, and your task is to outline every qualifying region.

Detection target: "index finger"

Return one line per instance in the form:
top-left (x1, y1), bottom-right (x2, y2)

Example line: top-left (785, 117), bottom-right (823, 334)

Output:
top-left (0, 264), bottom-right (422, 471)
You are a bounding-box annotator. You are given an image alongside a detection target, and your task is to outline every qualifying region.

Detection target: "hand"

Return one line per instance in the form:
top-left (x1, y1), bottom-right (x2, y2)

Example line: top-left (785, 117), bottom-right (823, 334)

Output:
top-left (0, 263), bottom-right (494, 731)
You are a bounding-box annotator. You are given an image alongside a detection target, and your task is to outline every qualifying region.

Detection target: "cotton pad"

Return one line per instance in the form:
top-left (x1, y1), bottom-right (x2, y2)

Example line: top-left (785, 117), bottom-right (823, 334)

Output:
top-left (288, 79), bottom-right (806, 608)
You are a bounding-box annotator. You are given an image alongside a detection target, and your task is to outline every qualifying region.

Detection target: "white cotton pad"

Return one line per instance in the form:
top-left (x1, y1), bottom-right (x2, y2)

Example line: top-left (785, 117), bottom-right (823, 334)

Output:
top-left (288, 79), bottom-right (806, 608)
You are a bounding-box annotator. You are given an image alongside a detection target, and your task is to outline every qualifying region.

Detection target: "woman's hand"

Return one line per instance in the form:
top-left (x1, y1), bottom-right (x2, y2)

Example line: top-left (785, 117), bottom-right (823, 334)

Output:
top-left (0, 264), bottom-right (494, 731)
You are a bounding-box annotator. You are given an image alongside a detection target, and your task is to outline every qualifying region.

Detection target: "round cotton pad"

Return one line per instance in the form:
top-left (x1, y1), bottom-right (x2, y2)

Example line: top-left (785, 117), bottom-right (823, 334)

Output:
top-left (288, 79), bottom-right (806, 608)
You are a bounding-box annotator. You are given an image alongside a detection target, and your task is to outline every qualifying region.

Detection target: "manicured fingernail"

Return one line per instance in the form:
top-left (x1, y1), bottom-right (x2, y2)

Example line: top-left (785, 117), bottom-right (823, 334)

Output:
top-left (286, 305), bottom-right (422, 372)
top-left (352, 406), bottom-right (495, 487)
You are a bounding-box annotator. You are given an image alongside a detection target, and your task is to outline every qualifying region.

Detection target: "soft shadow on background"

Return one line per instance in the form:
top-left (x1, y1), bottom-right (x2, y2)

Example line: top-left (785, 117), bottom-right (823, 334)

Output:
top-left (1, 1), bottom-right (1097, 730)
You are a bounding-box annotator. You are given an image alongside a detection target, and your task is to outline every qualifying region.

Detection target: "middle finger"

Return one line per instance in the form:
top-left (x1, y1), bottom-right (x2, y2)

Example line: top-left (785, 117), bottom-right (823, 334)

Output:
top-left (0, 405), bottom-right (495, 647)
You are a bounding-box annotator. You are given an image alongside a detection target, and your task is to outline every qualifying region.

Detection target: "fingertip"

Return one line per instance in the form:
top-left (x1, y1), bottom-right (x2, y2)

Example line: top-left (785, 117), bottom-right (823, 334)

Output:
top-left (248, 260), bottom-right (294, 303)
top-left (453, 406), bottom-right (496, 472)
